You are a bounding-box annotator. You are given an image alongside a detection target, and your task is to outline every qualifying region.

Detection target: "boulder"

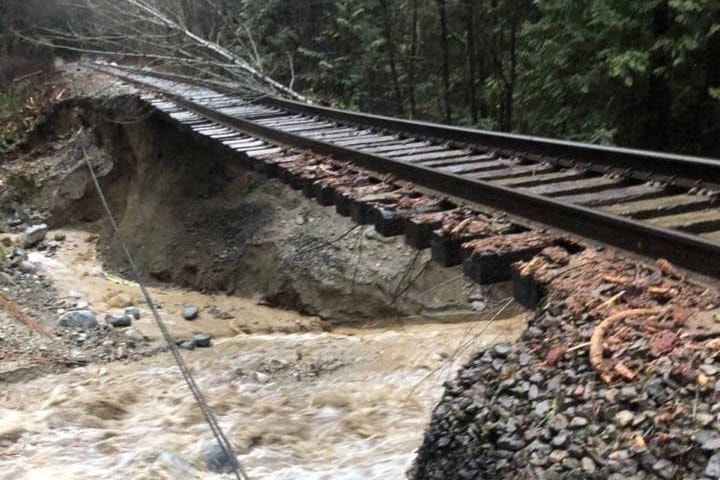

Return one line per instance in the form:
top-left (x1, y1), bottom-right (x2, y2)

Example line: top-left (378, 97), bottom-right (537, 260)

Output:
top-left (105, 290), bottom-right (134, 309)
top-left (19, 224), bottom-right (48, 249)
top-left (58, 310), bottom-right (98, 330)
top-left (204, 443), bottom-right (239, 474)
top-left (193, 333), bottom-right (211, 348)
top-left (0, 272), bottom-right (15, 285)
top-left (156, 451), bottom-right (194, 478)
top-left (182, 306), bottom-right (199, 320)
top-left (18, 261), bottom-right (37, 274)
top-left (105, 312), bottom-right (132, 328)
top-left (124, 328), bottom-right (145, 343)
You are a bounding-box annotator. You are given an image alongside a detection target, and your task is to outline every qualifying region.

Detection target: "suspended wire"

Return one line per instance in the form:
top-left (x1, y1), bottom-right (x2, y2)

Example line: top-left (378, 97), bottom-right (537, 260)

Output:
top-left (79, 131), bottom-right (250, 480)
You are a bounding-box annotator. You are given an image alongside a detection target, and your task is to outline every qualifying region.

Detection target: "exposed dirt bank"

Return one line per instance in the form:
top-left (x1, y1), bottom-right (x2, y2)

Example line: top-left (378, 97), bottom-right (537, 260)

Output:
top-left (3, 88), bottom-right (515, 323)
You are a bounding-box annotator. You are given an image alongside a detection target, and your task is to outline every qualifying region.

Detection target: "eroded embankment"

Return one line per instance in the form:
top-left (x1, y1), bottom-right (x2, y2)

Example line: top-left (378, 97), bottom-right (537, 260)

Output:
top-left (23, 94), bottom-right (514, 323)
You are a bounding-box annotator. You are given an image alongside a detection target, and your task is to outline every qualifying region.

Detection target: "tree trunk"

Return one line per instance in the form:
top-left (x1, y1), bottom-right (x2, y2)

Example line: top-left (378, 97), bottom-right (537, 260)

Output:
top-left (408, 0), bottom-right (419, 118)
top-left (380, 0), bottom-right (405, 114)
top-left (504, 19), bottom-right (518, 131)
top-left (436, 0), bottom-right (452, 123)
top-left (644, 0), bottom-right (671, 150)
top-left (701, 10), bottom-right (720, 155)
top-left (464, 0), bottom-right (478, 124)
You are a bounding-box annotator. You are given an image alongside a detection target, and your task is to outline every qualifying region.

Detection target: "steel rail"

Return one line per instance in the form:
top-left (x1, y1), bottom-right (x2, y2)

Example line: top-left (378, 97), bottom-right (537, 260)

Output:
top-left (95, 65), bottom-right (720, 278)
top-left (99, 64), bottom-right (720, 190)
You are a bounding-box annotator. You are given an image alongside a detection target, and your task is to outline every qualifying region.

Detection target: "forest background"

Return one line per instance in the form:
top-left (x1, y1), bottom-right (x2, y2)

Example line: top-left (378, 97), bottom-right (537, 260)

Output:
top-left (2, 0), bottom-right (719, 156)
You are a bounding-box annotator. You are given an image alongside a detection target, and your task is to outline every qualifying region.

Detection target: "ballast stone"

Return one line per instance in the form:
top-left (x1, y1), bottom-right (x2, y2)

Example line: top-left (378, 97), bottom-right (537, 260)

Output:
top-left (58, 310), bottom-right (98, 330)
top-left (707, 453), bottom-right (720, 478)
top-left (19, 224), bottom-right (48, 248)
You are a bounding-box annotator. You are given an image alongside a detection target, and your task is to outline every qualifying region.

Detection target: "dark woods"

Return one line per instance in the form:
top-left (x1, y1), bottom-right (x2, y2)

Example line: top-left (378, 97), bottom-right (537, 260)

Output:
top-left (3, 0), bottom-right (720, 156)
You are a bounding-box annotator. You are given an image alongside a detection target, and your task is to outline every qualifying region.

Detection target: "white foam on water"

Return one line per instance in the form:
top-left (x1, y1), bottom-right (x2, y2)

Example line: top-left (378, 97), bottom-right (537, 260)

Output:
top-left (1, 314), bottom-right (524, 479)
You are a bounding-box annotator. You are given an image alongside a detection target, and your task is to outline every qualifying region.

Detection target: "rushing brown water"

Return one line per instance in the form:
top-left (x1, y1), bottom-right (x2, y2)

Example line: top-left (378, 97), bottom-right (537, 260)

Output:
top-left (1, 230), bottom-right (526, 478)
top-left (1, 317), bottom-right (524, 479)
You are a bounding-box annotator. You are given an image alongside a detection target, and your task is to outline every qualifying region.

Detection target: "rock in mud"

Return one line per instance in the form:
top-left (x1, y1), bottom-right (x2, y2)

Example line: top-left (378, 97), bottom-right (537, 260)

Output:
top-left (105, 291), bottom-right (134, 309)
top-left (364, 227), bottom-right (396, 244)
top-left (124, 307), bottom-right (141, 320)
top-left (124, 328), bottom-right (145, 343)
top-left (179, 340), bottom-right (195, 350)
top-left (181, 306), bottom-right (199, 320)
top-left (19, 224), bottom-right (48, 249)
top-left (204, 443), bottom-right (239, 474)
top-left (105, 312), bottom-right (132, 328)
top-left (75, 300), bottom-right (89, 309)
top-left (193, 333), bottom-right (211, 348)
top-left (58, 310), bottom-right (98, 330)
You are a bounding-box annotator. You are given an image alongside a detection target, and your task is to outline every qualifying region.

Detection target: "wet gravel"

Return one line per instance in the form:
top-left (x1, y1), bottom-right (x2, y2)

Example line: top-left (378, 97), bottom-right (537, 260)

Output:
top-left (411, 248), bottom-right (720, 480)
top-left (0, 231), bottom-right (166, 383)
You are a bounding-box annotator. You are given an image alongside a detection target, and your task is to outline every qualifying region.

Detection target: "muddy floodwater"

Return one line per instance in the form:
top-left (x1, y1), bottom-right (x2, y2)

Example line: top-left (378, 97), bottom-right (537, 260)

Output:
top-left (1, 318), bottom-right (524, 479)
top-left (0, 231), bottom-right (526, 479)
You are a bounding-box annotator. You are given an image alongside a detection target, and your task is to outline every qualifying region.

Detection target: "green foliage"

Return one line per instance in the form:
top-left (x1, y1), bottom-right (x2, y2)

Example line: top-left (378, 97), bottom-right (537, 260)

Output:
top-left (227, 0), bottom-right (720, 154)
top-left (0, 83), bottom-right (26, 113)
top-left (0, 83), bottom-right (29, 152)
top-left (4, 0), bottom-right (719, 155)
top-left (7, 173), bottom-right (40, 198)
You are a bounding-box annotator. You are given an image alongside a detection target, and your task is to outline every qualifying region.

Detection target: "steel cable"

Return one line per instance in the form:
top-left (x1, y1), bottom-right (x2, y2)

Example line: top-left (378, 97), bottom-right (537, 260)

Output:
top-left (80, 133), bottom-right (250, 480)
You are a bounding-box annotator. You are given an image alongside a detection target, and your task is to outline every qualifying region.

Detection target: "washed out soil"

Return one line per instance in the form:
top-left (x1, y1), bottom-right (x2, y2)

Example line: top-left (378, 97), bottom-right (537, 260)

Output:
top-left (1, 87), bottom-right (512, 324)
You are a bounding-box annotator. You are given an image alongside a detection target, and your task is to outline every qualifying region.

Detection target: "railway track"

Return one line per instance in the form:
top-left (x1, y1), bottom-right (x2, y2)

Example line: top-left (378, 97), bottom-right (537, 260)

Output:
top-left (93, 63), bottom-right (720, 280)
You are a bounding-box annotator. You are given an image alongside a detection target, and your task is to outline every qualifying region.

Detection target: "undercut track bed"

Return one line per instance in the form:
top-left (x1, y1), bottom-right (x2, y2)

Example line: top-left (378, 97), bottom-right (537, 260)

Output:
top-left (94, 64), bottom-right (720, 286)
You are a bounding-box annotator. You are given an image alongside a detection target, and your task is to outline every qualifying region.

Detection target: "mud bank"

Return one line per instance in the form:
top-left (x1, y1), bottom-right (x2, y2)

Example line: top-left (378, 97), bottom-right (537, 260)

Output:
top-left (11, 93), bottom-right (516, 323)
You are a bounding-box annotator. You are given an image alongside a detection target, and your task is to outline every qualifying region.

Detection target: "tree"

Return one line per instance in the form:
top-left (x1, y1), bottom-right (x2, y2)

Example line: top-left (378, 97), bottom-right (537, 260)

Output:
top-left (6, 0), bottom-right (719, 155)
top-left (436, 0), bottom-right (452, 123)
